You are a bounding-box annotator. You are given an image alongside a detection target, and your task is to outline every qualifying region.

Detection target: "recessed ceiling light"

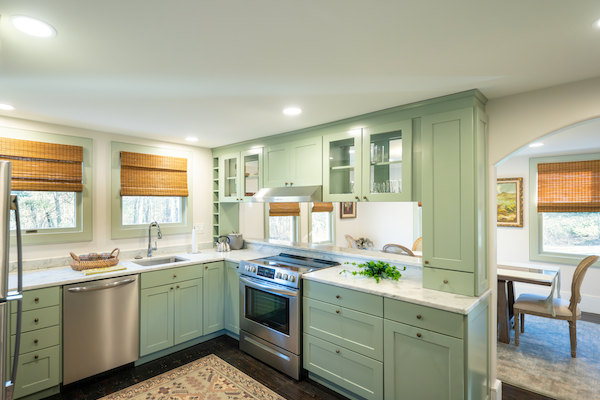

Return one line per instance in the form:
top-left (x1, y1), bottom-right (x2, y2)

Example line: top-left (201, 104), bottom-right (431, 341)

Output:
top-left (529, 143), bottom-right (544, 148)
top-left (11, 15), bottom-right (57, 38)
top-left (593, 17), bottom-right (600, 29)
top-left (0, 104), bottom-right (15, 111)
top-left (185, 137), bottom-right (199, 142)
top-left (283, 107), bottom-right (302, 115)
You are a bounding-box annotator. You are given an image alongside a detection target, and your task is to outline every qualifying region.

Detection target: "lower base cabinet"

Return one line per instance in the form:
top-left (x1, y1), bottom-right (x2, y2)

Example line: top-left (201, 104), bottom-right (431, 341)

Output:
top-left (203, 261), bottom-right (225, 335)
top-left (224, 261), bottom-right (240, 335)
top-left (11, 346), bottom-right (60, 399)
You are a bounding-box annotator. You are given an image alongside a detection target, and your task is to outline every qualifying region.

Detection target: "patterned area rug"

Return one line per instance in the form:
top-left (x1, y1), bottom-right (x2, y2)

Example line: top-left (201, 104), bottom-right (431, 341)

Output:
top-left (101, 354), bottom-right (286, 400)
top-left (497, 315), bottom-right (600, 400)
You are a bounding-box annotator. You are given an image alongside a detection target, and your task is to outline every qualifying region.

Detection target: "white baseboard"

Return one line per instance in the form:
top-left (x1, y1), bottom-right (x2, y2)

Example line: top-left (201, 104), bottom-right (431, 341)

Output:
top-left (490, 379), bottom-right (502, 400)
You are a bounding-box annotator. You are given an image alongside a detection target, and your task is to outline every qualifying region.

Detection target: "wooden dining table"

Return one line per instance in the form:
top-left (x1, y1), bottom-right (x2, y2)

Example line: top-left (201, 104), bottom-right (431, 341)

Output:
top-left (497, 263), bottom-right (560, 344)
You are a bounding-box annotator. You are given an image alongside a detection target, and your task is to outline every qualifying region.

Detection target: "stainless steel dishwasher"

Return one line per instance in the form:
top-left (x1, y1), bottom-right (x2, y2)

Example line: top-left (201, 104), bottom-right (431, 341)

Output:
top-left (63, 275), bottom-right (139, 385)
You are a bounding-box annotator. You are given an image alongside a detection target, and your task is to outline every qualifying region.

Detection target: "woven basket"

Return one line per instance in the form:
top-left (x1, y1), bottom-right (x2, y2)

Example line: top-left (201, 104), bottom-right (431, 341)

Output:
top-left (70, 248), bottom-right (120, 271)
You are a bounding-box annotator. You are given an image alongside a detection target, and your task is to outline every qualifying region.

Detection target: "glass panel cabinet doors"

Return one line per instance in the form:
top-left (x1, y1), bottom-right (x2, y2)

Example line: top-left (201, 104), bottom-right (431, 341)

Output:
top-left (362, 120), bottom-right (412, 202)
top-left (322, 130), bottom-right (363, 202)
top-left (241, 149), bottom-right (262, 199)
top-left (219, 149), bottom-right (263, 202)
top-left (219, 152), bottom-right (239, 202)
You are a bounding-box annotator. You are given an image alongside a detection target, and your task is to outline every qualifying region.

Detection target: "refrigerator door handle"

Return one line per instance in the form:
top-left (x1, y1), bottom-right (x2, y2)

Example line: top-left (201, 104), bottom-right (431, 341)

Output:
top-left (6, 195), bottom-right (23, 400)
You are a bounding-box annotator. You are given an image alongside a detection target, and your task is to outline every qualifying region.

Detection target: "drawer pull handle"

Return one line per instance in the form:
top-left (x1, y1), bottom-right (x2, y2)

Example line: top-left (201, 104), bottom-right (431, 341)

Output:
top-left (35, 297), bottom-right (39, 302)
top-left (34, 339), bottom-right (38, 344)
top-left (335, 310), bottom-right (340, 314)
top-left (416, 314), bottom-right (422, 319)
top-left (443, 279), bottom-right (449, 284)
top-left (336, 295), bottom-right (340, 299)
top-left (335, 350), bottom-right (340, 354)
top-left (34, 355), bottom-right (39, 359)
top-left (34, 318), bottom-right (39, 323)
top-left (171, 287), bottom-right (174, 290)
top-left (177, 285), bottom-right (180, 289)
top-left (237, 266), bottom-right (239, 269)
top-left (424, 260), bottom-right (429, 265)
top-left (174, 274), bottom-right (177, 278)
top-left (206, 266), bottom-right (208, 269)
top-left (417, 333), bottom-right (422, 338)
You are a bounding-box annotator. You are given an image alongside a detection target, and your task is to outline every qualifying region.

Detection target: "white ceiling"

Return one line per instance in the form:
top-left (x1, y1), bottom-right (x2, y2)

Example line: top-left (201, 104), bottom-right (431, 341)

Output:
top-left (1, 0), bottom-right (600, 148)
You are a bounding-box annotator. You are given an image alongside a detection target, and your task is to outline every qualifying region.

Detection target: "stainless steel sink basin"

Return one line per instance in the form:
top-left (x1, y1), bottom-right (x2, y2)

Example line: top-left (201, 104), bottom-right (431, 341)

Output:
top-left (132, 256), bottom-right (189, 267)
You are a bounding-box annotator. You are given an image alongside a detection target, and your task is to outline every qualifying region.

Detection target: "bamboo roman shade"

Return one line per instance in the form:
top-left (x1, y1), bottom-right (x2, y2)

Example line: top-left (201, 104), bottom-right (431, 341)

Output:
top-left (120, 151), bottom-right (188, 197)
top-left (537, 160), bottom-right (600, 212)
top-left (312, 202), bottom-right (333, 213)
top-left (269, 202), bottom-right (300, 217)
top-left (0, 137), bottom-right (83, 192)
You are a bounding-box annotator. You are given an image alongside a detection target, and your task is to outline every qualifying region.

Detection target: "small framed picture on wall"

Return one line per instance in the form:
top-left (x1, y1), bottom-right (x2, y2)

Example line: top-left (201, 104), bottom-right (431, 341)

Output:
top-left (497, 177), bottom-right (523, 227)
top-left (340, 202), bottom-right (357, 219)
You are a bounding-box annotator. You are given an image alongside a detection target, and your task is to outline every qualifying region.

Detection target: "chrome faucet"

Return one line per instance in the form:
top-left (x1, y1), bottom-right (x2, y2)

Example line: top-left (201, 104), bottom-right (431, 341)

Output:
top-left (148, 221), bottom-right (162, 257)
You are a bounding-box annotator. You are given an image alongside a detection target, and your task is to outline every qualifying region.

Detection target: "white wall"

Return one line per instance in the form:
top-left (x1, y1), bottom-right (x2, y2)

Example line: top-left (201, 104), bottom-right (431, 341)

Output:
top-left (0, 115), bottom-right (214, 262)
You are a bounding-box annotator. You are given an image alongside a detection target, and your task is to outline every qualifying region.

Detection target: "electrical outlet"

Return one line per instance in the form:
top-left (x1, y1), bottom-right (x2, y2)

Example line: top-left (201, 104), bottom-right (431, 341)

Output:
top-left (195, 223), bottom-right (204, 233)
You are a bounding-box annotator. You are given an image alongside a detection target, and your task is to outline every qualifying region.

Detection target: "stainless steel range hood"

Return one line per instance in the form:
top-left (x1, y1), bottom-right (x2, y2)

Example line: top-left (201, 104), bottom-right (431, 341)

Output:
top-left (250, 186), bottom-right (322, 203)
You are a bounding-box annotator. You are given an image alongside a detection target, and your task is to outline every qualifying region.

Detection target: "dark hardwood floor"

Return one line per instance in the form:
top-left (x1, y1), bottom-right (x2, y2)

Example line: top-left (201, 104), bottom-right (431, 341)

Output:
top-left (43, 312), bottom-right (600, 400)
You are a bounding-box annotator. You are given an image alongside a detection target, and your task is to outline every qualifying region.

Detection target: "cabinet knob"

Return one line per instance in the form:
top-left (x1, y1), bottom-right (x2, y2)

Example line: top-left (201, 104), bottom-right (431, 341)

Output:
top-left (174, 274), bottom-right (177, 278)
top-left (335, 310), bottom-right (340, 314)
top-left (336, 295), bottom-right (340, 299)
top-left (177, 285), bottom-right (180, 289)
top-left (34, 355), bottom-right (39, 359)
top-left (34, 339), bottom-right (38, 344)
top-left (417, 333), bottom-right (422, 338)
top-left (443, 280), bottom-right (449, 284)
top-left (171, 287), bottom-right (174, 290)
top-left (290, 182), bottom-right (293, 185)
top-left (34, 297), bottom-right (39, 302)
top-left (416, 314), bottom-right (422, 319)
top-left (236, 266), bottom-right (239, 269)
top-left (336, 350), bottom-right (340, 354)
top-left (424, 260), bottom-right (429, 265)
top-left (205, 266), bottom-right (208, 269)
top-left (355, 196), bottom-right (359, 200)
top-left (34, 318), bottom-right (39, 323)
top-left (363, 196), bottom-right (367, 200)
top-left (285, 182), bottom-right (288, 186)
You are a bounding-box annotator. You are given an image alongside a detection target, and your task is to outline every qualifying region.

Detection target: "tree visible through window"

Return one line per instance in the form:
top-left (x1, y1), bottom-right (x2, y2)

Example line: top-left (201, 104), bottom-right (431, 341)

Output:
top-left (269, 216), bottom-right (296, 241)
top-left (311, 211), bottom-right (332, 243)
top-left (542, 212), bottom-right (600, 255)
top-left (10, 191), bottom-right (76, 230)
top-left (122, 196), bottom-right (182, 225)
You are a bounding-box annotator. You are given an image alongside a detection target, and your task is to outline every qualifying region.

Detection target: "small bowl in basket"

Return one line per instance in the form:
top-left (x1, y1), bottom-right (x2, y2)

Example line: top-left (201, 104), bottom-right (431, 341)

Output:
top-left (70, 248), bottom-right (120, 271)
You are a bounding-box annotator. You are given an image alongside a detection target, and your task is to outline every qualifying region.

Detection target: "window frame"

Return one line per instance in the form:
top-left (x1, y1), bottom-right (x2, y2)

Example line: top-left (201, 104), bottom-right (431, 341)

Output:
top-left (111, 142), bottom-right (193, 239)
top-left (308, 204), bottom-right (335, 244)
top-left (529, 152), bottom-right (600, 266)
top-left (263, 203), bottom-right (299, 242)
top-left (1, 126), bottom-right (93, 245)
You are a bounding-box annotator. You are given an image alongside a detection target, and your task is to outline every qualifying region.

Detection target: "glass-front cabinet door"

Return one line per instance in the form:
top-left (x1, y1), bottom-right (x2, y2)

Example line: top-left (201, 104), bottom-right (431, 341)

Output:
top-left (361, 120), bottom-right (412, 201)
top-left (240, 148), bottom-right (262, 200)
top-left (322, 130), bottom-right (362, 201)
top-left (219, 152), bottom-right (240, 202)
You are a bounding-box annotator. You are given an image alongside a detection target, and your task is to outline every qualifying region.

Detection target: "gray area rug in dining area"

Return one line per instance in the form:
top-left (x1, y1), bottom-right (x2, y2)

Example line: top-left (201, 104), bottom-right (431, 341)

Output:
top-left (497, 315), bottom-right (600, 400)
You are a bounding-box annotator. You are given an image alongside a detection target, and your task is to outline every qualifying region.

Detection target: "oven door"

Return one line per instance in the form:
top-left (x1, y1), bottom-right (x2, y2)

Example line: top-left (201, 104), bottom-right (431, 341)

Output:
top-left (239, 275), bottom-right (299, 354)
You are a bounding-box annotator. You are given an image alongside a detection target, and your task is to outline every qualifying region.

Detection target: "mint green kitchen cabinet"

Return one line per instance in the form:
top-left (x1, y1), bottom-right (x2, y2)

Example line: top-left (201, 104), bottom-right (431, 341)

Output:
top-left (174, 278), bottom-right (203, 345)
top-left (322, 130), bottom-right (363, 202)
top-left (140, 284), bottom-right (175, 356)
top-left (219, 149), bottom-right (263, 202)
top-left (9, 287), bottom-right (62, 399)
top-left (224, 261), bottom-right (240, 335)
top-left (384, 319), bottom-right (464, 400)
top-left (421, 107), bottom-right (488, 296)
top-left (219, 152), bottom-right (240, 202)
top-left (203, 261), bottom-right (225, 335)
top-left (264, 137), bottom-right (322, 188)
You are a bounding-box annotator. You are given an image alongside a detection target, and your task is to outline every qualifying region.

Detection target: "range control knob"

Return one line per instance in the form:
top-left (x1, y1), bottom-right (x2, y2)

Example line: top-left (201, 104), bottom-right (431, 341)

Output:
top-left (283, 274), bottom-right (288, 280)
top-left (245, 266), bottom-right (250, 271)
top-left (275, 272), bottom-right (282, 279)
top-left (288, 275), bottom-right (295, 282)
top-left (251, 266), bottom-right (257, 273)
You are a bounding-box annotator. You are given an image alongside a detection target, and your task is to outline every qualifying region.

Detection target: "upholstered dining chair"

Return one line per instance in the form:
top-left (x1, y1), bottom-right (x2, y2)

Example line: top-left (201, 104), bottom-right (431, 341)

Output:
top-left (345, 234), bottom-right (358, 249)
top-left (412, 237), bottom-right (422, 252)
top-left (382, 244), bottom-right (415, 257)
top-left (514, 255), bottom-right (599, 358)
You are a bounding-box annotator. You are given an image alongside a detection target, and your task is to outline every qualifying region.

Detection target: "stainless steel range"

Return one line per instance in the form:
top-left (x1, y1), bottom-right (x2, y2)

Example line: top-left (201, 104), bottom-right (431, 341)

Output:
top-left (239, 253), bottom-right (339, 380)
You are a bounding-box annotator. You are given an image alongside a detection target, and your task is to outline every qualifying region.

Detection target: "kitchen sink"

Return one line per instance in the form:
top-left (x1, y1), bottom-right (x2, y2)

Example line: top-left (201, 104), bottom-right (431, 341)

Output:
top-left (132, 256), bottom-right (189, 267)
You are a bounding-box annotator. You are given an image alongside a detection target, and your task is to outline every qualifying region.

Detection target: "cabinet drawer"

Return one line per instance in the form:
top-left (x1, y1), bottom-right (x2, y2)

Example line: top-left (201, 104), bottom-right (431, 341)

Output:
top-left (384, 298), bottom-right (464, 339)
top-left (141, 264), bottom-right (203, 289)
top-left (303, 281), bottom-right (383, 317)
top-left (303, 298), bottom-right (383, 361)
top-left (303, 333), bottom-right (383, 400)
top-left (422, 267), bottom-right (475, 297)
top-left (11, 326), bottom-right (60, 355)
top-left (12, 306), bottom-right (60, 335)
top-left (11, 287), bottom-right (60, 314)
top-left (12, 346), bottom-right (60, 399)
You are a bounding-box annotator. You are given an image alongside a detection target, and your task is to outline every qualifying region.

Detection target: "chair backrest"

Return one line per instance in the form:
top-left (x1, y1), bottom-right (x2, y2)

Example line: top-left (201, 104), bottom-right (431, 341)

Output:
top-left (568, 255), bottom-right (599, 312)
top-left (382, 244), bottom-right (415, 257)
top-left (412, 237), bottom-right (422, 252)
top-left (345, 234), bottom-right (358, 249)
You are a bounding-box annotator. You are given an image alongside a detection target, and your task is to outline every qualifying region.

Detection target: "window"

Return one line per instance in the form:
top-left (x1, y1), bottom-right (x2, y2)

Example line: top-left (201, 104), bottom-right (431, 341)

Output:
top-left (310, 202), bottom-right (334, 244)
top-left (529, 153), bottom-right (600, 264)
top-left (267, 203), bottom-right (299, 242)
top-left (111, 142), bottom-right (192, 239)
top-left (0, 134), bottom-right (92, 244)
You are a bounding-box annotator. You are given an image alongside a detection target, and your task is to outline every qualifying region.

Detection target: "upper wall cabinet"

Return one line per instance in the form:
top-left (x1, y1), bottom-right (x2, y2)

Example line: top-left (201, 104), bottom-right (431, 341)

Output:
top-left (219, 149), bottom-right (263, 202)
top-left (323, 120), bottom-right (413, 202)
top-left (421, 108), bottom-right (488, 297)
top-left (264, 137), bottom-right (322, 188)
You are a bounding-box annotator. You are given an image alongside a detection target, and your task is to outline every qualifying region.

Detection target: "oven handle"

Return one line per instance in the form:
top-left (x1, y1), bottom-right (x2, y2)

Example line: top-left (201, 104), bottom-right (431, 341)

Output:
top-left (239, 276), bottom-right (298, 297)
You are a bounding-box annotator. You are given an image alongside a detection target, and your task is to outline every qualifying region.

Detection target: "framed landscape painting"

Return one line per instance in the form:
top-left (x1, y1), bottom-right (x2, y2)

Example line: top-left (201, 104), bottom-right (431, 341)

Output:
top-left (497, 177), bottom-right (523, 227)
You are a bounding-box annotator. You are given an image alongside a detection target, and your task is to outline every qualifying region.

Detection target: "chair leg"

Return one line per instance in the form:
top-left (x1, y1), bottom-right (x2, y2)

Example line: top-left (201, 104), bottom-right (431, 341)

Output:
top-left (520, 313), bottom-right (525, 333)
top-left (569, 320), bottom-right (577, 358)
top-left (514, 311), bottom-right (520, 346)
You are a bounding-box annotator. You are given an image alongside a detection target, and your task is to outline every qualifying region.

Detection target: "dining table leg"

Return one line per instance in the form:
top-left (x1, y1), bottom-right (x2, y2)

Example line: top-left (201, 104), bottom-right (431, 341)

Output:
top-left (497, 279), bottom-right (510, 344)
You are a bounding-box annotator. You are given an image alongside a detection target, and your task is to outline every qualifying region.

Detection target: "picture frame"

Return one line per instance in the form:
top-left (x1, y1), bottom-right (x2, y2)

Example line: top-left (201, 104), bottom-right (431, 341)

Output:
top-left (497, 177), bottom-right (523, 227)
top-left (340, 202), bottom-right (357, 219)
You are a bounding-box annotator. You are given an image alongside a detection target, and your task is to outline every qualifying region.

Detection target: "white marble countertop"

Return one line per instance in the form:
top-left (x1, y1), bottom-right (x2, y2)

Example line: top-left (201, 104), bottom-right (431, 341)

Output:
top-left (303, 265), bottom-right (491, 315)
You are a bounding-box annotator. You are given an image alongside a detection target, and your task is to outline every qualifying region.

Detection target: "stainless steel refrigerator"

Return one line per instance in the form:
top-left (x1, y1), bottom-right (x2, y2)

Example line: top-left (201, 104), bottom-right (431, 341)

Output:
top-left (0, 161), bottom-right (23, 400)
